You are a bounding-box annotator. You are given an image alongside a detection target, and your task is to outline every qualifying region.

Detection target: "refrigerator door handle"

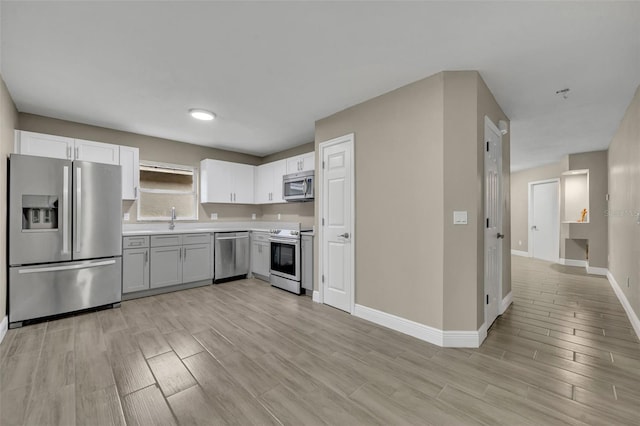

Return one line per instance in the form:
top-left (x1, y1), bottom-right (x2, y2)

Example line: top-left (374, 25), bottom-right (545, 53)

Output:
top-left (74, 167), bottom-right (82, 253)
top-left (62, 165), bottom-right (70, 254)
top-left (18, 259), bottom-right (116, 274)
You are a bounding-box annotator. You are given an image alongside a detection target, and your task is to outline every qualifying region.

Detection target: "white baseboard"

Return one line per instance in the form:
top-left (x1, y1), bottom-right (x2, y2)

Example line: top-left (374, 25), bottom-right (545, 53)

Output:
top-left (607, 271), bottom-right (640, 339)
top-left (511, 249), bottom-right (529, 257)
top-left (353, 304), bottom-right (485, 348)
top-left (499, 291), bottom-right (513, 314)
top-left (559, 258), bottom-right (588, 267)
top-left (0, 316), bottom-right (8, 346)
top-left (586, 265), bottom-right (608, 276)
top-left (312, 290), bottom-right (321, 303)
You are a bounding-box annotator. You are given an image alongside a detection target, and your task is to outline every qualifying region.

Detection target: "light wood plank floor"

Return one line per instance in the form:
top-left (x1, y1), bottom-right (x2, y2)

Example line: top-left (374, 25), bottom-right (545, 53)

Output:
top-left (1, 256), bottom-right (639, 425)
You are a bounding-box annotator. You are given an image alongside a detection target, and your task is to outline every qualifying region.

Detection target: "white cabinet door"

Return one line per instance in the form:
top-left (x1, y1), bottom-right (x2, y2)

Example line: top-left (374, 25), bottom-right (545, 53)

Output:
top-left (286, 152), bottom-right (315, 174)
top-left (200, 159), bottom-right (232, 203)
top-left (231, 162), bottom-right (255, 204)
top-left (182, 243), bottom-right (212, 282)
top-left (150, 246), bottom-right (183, 288)
top-left (120, 146), bottom-right (140, 200)
top-left (254, 163), bottom-right (272, 204)
top-left (255, 159), bottom-right (286, 204)
top-left (75, 139), bottom-right (120, 165)
top-left (15, 130), bottom-right (74, 160)
top-left (271, 159), bottom-right (287, 203)
top-left (123, 248), bottom-right (149, 293)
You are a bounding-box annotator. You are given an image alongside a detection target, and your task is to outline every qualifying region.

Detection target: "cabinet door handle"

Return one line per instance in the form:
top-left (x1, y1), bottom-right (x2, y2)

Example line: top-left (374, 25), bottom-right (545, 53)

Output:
top-left (67, 146), bottom-right (71, 159)
top-left (134, 187), bottom-right (138, 198)
top-left (184, 247), bottom-right (187, 260)
top-left (75, 147), bottom-right (79, 159)
top-left (234, 193), bottom-right (236, 202)
top-left (179, 247), bottom-right (182, 260)
top-left (144, 251), bottom-right (148, 263)
top-left (230, 192), bottom-right (233, 202)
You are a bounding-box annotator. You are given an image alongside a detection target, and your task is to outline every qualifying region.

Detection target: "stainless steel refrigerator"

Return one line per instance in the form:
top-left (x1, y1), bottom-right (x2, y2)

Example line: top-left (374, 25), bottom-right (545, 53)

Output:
top-left (8, 154), bottom-right (122, 328)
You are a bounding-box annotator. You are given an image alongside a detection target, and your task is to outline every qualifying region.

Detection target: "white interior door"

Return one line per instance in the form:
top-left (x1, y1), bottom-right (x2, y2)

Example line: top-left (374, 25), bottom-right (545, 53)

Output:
top-left (484, 117), bottom-right (503, 329)
top-left (320, 134), bottom-right (354, 313)
top-left (530, 181), bottom-right (559, 262)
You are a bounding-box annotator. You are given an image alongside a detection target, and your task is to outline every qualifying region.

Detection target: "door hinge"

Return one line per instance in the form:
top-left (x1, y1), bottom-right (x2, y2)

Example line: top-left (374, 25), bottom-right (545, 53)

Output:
top-left (322, 218), bottom-right (325, 226)
top-left (322, 275), bottom-right (325, 283)
top-left (486, 218), bottom-right (489, 228)
top-left (486, 141), bottom-right (489, 152)
top-left (322, 161), bottom-right (325, 169)
top-left (486, 295), bottom-right (489, 304)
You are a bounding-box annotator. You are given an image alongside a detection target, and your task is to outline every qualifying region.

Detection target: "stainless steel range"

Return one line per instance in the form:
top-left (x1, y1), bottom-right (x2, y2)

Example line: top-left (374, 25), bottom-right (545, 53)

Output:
top-left (269, 229), bottom-right (302, 294)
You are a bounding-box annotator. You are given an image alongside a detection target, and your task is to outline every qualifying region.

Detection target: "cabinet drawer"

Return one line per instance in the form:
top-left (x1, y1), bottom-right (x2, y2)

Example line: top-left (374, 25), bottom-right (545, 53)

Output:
top-left (151, 234), bottom-right (183, 247)
top-left (251, 232), bottom-right (269, 243)
top-left (123, 236), bottom-right (150, 249)
top-left (182, 233), bottom-right (211, 245)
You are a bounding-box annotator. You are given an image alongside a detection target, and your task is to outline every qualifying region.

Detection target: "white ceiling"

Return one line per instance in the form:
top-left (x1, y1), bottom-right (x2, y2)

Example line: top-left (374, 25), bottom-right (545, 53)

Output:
top-left (1, 1), bottom-right (639, 171)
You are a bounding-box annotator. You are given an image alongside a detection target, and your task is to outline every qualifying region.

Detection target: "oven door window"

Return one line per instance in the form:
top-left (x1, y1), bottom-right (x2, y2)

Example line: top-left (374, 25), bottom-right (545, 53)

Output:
top-left (271, 241), bottom-right (296, 276)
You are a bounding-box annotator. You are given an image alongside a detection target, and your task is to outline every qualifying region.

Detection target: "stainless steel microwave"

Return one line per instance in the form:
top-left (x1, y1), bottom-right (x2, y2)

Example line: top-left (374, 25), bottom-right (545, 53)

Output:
top-left (283, 170), bottom-right (314, 202)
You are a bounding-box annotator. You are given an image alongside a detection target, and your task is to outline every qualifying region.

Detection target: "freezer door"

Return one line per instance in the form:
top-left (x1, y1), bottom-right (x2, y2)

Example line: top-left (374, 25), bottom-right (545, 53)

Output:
top-left (9, 258), bottom-right (122, 324)
top-left (73, 161), bottom-right (122, 260)
top-left (9, 154), bottom-right (73, 265)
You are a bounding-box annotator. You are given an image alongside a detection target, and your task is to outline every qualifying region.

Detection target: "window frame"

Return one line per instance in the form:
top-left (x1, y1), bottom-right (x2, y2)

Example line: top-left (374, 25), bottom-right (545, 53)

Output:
top-left (137, 160), bottom-right (199, 221)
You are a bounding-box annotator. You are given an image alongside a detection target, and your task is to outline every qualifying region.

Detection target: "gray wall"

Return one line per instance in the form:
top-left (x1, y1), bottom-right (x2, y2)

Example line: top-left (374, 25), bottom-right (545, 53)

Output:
top-left (315, 70), bottom-right (510, 332)
top-left (608, 85), bottom-right (640, 322)
top-left (315, 72), bottom-right (446, 329)
top-left (1, 75), bottom-right (19, 322)
top-left (564, 151), bottom-right (608, 268)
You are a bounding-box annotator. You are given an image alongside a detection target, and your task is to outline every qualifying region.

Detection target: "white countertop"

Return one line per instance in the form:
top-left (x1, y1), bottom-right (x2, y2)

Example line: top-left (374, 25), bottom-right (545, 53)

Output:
top-left (122, 221), bottom-right (303, 236)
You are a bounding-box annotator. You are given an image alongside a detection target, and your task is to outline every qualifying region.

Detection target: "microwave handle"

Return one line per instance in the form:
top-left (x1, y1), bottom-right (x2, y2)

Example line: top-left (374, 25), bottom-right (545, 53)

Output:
top-left (302, 178), bottom-right (308, 195)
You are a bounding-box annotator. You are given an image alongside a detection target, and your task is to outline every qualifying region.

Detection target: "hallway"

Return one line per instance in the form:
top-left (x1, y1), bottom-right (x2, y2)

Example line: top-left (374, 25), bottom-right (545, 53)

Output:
top-left (487, 255), bottom-right (640, 423)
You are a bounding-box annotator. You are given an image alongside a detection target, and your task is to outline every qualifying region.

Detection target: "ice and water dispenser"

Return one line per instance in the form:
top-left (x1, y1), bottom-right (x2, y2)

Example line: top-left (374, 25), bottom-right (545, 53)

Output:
top-left (22, 195), bottom-right (58, 230)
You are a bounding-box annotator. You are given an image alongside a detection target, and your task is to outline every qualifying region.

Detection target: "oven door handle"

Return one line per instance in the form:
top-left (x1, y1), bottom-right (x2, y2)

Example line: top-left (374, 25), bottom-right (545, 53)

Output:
top-left (269, 238), bottom-right (300, 245)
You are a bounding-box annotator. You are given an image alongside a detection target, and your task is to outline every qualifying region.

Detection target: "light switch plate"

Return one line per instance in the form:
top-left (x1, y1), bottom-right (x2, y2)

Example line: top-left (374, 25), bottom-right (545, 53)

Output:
top-left (211, 213), bottom-right (218, 220)
top-left (251, 213), bottom-right (256, 220)
top-left (453, 211), bottom-right (468, 225)
top-left (123, 213), bottom-right (130, 221)
top-left (277, 213), bottom-right (281, 220)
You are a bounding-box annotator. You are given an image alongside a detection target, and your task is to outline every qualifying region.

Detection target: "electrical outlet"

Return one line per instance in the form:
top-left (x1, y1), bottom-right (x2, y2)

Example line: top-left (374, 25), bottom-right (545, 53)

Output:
top-left (251, 213), bottom-right (256, 220)
top-left (277, 213), bottom-right (281, 220)
top-left (123, 213), bottom-right (130, 221)
top-left (627, 277), bottom-right (630, 288)
top-left (211, 213), bottom-right (218, 220)
top-left (518, 240), bottom-right (522, 246)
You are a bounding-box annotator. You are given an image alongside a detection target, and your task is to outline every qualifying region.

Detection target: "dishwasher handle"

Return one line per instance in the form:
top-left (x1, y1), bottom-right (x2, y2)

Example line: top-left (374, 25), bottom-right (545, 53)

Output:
top-left (215, 235), bottom-right (249, 241)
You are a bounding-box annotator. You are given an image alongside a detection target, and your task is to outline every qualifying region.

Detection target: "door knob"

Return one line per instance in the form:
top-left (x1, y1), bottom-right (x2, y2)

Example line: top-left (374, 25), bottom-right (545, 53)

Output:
top-left (338, 232), bottom-right (350, 239)
top-left (531, 225), bottom-right (538, 230)
top-left (497, 233), bottom-right (505, 239)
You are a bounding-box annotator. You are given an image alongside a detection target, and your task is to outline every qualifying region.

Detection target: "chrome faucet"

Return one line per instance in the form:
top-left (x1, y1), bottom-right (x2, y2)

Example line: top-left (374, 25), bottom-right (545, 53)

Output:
top-left (169, 206), bottom-right (176, 230)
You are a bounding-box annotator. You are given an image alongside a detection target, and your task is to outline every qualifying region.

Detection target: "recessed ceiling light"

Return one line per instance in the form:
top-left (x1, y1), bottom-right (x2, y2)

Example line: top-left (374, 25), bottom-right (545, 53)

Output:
top-left (189, 108), bottom-right (216, 121)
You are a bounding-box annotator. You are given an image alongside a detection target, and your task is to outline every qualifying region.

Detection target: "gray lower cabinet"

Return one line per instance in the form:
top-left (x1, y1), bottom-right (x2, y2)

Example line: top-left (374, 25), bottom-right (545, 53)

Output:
top-left (123, 233), bottom-right (212, 294)
top-left (150, 245), bottom-right (183, 288)
top-left (301, 234), bottom-right (313, 293)
top-left (122, 247), bottom-right (149, 293)
top-left (182, 243), bottom-right (212, 283)
top-left (251, 232), bottom-right (270, 279)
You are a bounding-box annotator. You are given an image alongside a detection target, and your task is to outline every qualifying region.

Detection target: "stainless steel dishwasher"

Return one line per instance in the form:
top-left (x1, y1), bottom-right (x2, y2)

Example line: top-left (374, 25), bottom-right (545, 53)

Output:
top-left (214, 231), bottom-right (250, 283)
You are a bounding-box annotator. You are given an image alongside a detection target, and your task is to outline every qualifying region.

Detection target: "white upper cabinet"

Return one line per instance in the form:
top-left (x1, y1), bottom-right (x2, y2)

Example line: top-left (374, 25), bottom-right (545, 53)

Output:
top-left (286, 152), bottom-right (315, 174)
top-left (74, 139), bottom-right (119, 165)
top-left (15, 130), bottom-right (120, 165)
top-left (254, 159), bottom-right (287, 204)
top-left (15, 130), bottom-right (74, 160)
top-left (16, 131), bottom-right (136, 200)
top-left (120, 146), bottom-right (140, 200)
top-left (200, 159), bottom-right (254, 204)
